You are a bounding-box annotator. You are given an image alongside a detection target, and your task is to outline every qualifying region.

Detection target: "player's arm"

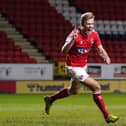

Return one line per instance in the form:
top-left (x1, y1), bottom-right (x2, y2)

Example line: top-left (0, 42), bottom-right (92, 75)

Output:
top-left (61, 28), bottom-right (78, 54)
top-left (97, 45), bottom-right (111, 64)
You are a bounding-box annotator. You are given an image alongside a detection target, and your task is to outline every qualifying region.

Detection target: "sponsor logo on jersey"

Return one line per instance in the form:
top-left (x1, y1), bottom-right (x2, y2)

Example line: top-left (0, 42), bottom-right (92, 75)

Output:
top-left (77, 48), bottom-right (87, 54)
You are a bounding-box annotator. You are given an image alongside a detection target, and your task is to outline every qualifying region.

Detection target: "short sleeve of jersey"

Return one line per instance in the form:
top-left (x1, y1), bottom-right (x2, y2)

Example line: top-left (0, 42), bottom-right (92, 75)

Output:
top-left (93, 31), bottom-right (102, 47)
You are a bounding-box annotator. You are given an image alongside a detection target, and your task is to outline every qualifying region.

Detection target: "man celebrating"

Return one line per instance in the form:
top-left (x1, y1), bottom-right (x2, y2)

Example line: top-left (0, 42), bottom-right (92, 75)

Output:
top-left (44, 12), bottom-right (119, 123)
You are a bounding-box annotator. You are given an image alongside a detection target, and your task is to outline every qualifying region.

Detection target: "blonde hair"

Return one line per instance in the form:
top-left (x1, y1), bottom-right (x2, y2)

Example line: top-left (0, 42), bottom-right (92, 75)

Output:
top-left (80, 12), bottom-right (95, 26)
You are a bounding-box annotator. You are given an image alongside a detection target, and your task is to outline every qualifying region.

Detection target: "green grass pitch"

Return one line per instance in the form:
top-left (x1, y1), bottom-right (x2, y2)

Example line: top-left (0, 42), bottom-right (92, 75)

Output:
top-left (0, 93), bottom-right (126, 126)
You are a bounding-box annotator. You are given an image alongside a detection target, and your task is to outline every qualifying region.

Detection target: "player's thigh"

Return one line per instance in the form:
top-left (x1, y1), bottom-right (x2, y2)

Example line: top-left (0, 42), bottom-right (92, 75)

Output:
top-left (81, 77), bottom-right (101, 91)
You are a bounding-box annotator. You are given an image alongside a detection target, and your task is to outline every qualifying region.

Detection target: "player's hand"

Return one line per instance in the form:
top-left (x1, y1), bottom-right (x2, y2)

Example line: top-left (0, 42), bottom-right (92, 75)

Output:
top-left (73, 27), bottom-right (78, 40)
top-left (105, 57), bottom-right (111, 64)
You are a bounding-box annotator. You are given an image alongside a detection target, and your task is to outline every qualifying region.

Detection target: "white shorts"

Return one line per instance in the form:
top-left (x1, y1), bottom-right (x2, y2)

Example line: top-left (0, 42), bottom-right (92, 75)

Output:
top-left (65, 65), bottom-right (89, 82)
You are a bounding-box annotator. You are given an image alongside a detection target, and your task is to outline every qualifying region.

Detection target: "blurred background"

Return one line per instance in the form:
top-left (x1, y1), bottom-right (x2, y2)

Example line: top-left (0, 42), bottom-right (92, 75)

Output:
top-left (0, 0), bottom-right (126, 94)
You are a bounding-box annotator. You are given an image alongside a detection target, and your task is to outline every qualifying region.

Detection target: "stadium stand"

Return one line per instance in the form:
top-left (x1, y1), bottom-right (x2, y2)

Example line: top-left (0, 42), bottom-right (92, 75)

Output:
top-left (0, 0), bottom-right (73, 62)
top-left (0, 0), bottom-right (125, 63)
top-left (0, 31), bottom-right (37, 63)
top-left (72, 0), bottom-right (126, 20)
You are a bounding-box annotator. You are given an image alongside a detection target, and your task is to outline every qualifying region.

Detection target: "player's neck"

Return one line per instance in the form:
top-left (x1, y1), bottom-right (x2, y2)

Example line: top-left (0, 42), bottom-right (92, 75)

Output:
top-left (79, 27), bottom-right (91, 37)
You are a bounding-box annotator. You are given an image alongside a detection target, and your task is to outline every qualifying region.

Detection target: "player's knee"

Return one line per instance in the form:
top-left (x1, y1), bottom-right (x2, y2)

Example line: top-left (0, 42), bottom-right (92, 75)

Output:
top-left (69, 89), bottom-right (79, 95)
top-left (95, 84), bottom-right (101, 91)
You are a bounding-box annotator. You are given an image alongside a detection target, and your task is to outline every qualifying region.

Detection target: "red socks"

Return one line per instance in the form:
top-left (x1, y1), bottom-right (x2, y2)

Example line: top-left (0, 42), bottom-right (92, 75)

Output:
top-left (93, 93), bottom-right (109, 118)
top-left (50, 88), bottom-right (70, 103)
top-left (49, 88), bottom-right (109, 119)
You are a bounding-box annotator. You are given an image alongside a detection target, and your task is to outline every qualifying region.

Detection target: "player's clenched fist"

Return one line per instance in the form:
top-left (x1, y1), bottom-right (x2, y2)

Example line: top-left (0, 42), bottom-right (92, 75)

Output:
top-left (61, 27), bottom-right (78, 54)
top-left (72, 27), bottom-right (78, 40)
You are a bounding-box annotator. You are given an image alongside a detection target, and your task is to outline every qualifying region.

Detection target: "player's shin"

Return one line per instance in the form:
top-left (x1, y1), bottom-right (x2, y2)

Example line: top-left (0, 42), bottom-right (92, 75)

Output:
top-left (92, 91), bottom-right (109, 119)
top-left (50, 88), bottom-right (70, 103)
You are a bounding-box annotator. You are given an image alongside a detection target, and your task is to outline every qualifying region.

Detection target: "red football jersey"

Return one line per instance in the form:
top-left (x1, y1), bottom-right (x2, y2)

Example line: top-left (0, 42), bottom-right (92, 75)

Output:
top-left (65, 28), bottom-right (102, 67)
